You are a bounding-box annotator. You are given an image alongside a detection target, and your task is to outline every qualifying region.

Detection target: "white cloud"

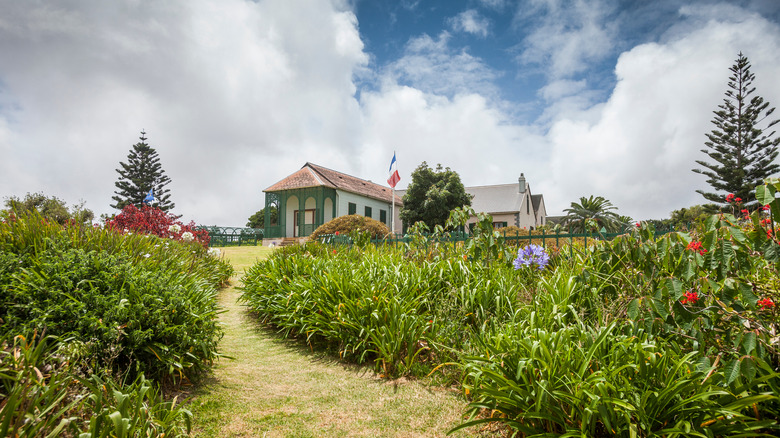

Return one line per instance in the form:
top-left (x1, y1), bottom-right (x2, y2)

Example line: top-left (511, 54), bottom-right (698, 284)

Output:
top-left (541, 7), bottom-right (780, 220)
top-left (515, 0), bottom-right (617, 78)
top-left (1, 0), bottom-right (779, 229)
top-left (448, 9), bottom-right (490, 38)
top-left (384, 32), bottom-right (501, 98)
top-left (477, 0), bottom-right (508, 10)
top-left (358, 83), bottom-right (549, 191)
top-left (0, 0), bottom-right (368, 225)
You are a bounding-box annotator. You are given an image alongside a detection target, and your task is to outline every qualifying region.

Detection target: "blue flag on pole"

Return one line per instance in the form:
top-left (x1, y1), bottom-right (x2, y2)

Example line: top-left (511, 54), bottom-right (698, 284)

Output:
top-left (143, 188), bottom-right (155, 204)
top-left (389, 152), bottom-right (396, 173)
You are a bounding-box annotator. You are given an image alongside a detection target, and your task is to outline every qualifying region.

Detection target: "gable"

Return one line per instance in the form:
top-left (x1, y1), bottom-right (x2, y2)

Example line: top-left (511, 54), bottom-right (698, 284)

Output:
top-left (265, 162), bottom-right (402, 205)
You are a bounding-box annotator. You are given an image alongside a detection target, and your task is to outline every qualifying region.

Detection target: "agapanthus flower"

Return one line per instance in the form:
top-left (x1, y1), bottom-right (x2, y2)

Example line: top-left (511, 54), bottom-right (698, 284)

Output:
top-left (168, 224), bottom-right (182, 234)
top-left (758, 297), bottom-right (775, 310)
top-left (207, 247), bottom-right (221, 257)
top-left (513, 244), bottom-right (550, 270)
top-left (181, 231), bottom-right (194, 242)
top-left (681, 290), bottom-right (699, 305)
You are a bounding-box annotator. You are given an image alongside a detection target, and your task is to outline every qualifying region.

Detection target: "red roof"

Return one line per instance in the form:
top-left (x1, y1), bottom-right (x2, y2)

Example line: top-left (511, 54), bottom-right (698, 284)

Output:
top-left (264, 163), bottom-right (402, 205)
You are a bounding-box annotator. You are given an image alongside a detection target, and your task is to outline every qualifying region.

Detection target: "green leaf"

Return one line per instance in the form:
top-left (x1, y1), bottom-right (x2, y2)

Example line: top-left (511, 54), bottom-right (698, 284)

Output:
top-left (723, 359), bottom-right (741, 384)
top-left (741, 332), bottom-right (757, 355)
top-left (665, 278), bottom-right (683, 301)
top-left (755, 183), bottom-right (776, 205)
top-left (627, 298), bottom-right (640, 320)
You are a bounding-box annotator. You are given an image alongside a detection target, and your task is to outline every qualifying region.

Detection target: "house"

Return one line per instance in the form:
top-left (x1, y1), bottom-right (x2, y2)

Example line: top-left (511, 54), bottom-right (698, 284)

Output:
top-left (262, 163), bottom-right (402, 242)
top-left (463, 173), bottom-right (547, 230)
top-left (395, 173), bottom-right (547, 231)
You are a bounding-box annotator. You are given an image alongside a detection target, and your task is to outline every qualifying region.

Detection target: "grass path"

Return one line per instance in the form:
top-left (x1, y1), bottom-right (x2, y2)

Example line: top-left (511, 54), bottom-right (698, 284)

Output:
top-left (187, 246), bottom-right (481, 437)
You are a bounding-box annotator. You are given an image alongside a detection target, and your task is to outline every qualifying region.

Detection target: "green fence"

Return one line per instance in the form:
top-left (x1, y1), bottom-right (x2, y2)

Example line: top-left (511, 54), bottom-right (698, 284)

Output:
top-left (319, 227), bottom-right (674, 256)
top-left (196, 226), bottom-right (264, 247)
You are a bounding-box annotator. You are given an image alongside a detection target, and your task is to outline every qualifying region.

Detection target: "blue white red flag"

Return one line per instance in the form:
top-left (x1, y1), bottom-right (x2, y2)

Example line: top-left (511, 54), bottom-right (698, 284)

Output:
top-left (387, 152), bottom-right (400, 188)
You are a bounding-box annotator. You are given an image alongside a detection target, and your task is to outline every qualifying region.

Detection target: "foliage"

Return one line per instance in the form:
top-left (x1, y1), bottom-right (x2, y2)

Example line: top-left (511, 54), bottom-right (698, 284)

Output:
top-left (0, 212), bottom-right (231, 384)
top-left (111, 130), bottom-right (175, 212)
top-left (448, 207), bottom-right (511, 265)
top-left (400, 161), bottom-right (472, 230)
top-left (694, 52), bottom-right (780, 209)
top-left (563, 195), bottom-right (623, 232)
top-left (2, 192), bottom-right (94, 225)
top-left (309, 214), bottom-right (389, 240)
top-left (238, 178), bottom-right (780, 435)
top-left (457, 323), bottom-right (775, 437)
top-left (246, 206), bottom-right (278, 228)
top-left (0, 333), bottom-right (192, 437)
top-left (106, 204), bottom-right (210, 247)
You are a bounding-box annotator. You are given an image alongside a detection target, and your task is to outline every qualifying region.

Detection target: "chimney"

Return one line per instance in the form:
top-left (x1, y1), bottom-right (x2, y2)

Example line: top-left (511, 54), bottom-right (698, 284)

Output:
top-left (518, 173), bottom-right (526, 193)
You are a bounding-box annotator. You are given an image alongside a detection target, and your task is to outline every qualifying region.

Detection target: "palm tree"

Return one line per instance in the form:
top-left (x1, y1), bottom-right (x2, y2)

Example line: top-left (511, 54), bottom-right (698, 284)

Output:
top-left (563, 195), bottom-right (621, 232)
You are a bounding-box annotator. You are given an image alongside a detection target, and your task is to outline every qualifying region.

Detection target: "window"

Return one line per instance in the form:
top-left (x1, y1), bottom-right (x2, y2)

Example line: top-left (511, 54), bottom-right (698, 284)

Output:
top-left (380, 209), bottom-right (387, 224)
top-left (348, 202), bottom-right (356, 215)
top-left (493, 221), bottom-right (508, 229)
top-left (365, 206), bottom-right (372, 218)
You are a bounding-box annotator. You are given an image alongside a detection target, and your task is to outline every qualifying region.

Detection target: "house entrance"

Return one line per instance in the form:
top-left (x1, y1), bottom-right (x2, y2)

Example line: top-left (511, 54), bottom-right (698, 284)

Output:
top-left (294, 209), bottom-right (316, 237)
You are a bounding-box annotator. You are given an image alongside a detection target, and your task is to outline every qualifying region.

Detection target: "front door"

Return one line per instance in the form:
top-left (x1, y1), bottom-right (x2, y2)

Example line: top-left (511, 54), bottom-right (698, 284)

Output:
top-left (293, 209), bottom-right (316, 237)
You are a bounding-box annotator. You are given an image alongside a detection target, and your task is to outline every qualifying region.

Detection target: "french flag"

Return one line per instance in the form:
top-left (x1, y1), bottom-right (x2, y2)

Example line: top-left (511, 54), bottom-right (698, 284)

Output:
top-left (387, 152), bottom-right (400, 188)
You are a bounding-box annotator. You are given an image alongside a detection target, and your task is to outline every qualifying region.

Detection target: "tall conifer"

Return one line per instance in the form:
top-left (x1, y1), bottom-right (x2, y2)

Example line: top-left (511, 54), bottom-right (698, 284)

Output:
top-left (694, 53), bottom-right (780, 209)
top-left (111, 131), bottom-right (175, 212)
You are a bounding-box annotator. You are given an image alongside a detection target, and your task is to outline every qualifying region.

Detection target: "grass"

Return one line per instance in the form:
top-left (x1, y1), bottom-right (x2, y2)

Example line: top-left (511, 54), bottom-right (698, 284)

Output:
top-left (187, 245), bottom-right (483, 437)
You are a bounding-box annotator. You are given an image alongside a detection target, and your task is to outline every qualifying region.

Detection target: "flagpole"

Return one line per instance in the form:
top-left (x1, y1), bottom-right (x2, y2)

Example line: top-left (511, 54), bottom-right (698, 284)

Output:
top-left (391, 185), bottom-right (395, 237)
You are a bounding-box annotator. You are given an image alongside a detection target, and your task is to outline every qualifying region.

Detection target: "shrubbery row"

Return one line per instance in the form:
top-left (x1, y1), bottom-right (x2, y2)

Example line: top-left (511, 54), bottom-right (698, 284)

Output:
top-left (0, 210), bottom-right (233, 436)
top-left (240, 180), bottom-right (780, 436)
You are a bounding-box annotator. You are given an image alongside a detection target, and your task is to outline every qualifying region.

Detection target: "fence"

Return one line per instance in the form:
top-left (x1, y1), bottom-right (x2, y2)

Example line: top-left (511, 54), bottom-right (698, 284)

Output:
top-left (196, 226), bottom-right (264, 247)
top-left (319, 227), bottom-right (675, 256)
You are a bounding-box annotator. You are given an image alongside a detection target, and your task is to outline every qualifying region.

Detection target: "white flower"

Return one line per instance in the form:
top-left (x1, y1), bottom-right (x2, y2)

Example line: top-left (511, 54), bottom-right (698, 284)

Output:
top-left (143, 253), bottom-right (151, 258)
top-left (168, 224), bottom-right (182, 233)
top-left (181, 231), bottom-right (194, 242)
top-left (207, 247), bottom-right (221, 257)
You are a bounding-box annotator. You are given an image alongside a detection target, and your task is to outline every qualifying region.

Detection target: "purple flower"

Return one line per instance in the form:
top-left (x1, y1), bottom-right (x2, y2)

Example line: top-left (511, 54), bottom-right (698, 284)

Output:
top-left (513, 244), bottom-right (550, 270)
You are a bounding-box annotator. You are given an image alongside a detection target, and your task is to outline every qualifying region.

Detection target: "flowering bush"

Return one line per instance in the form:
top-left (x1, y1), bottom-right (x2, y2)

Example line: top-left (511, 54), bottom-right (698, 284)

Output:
top-left (513, 244), bottom-right (550, 270)
top-left (107, 205), bottom-right (209, 247)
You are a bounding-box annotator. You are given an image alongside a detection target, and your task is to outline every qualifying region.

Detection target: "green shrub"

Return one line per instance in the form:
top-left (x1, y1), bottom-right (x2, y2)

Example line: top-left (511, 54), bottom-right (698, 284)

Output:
top-left (457, 323), bottom-right (776, 437)
top-left (309, 214), bottom-right (389, 240)
top-left (0, 333), bottom-right (192, 437)
top-left (0, 213), bottom-right (230, 384)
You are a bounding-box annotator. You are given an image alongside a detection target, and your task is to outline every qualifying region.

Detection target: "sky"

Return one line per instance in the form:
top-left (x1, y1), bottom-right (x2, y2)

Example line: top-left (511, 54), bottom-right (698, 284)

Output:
top-left (1, 0), bottom-right (780, 226)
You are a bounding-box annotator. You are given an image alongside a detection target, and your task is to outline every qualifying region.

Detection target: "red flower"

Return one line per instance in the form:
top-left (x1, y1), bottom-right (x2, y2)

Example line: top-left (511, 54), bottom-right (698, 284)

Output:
top-left (762, 205), bottom-right (771, 211)
top-left (332, 250), bottom-right (337, 254)
top-left (686, 241), bottom-right (708, 255)
top-left (726, 193), bottom-right (735, 203)
top-left (735, 197), bottom-right (742, 204)
top-left (635, 222), bottom-right (641, 227)
top-left (335, 231), bottom-right (339, 236)
top-left (757, 298), bottom-right (775, 310)
top-left (761, 218), bottom-right (772, 226)
top-left (681, 290), bottom-right (699, 305)
top-left (741, 209), bottom-right (749, 219)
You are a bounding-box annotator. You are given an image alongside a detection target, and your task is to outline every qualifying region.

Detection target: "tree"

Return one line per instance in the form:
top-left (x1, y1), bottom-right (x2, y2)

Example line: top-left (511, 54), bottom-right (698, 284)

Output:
top-left (400, 162), bottom-right (472, 229)
top-left (563, 195), bottom-right (621, 232)
top-left (111, 131), bottom-right (175, 212)
top-left (694, 52), bottom-right (780, 210)
top-left (2, 192), bottom-right (94, 225)
top-left (246, 206), bottom-right (277, 228)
